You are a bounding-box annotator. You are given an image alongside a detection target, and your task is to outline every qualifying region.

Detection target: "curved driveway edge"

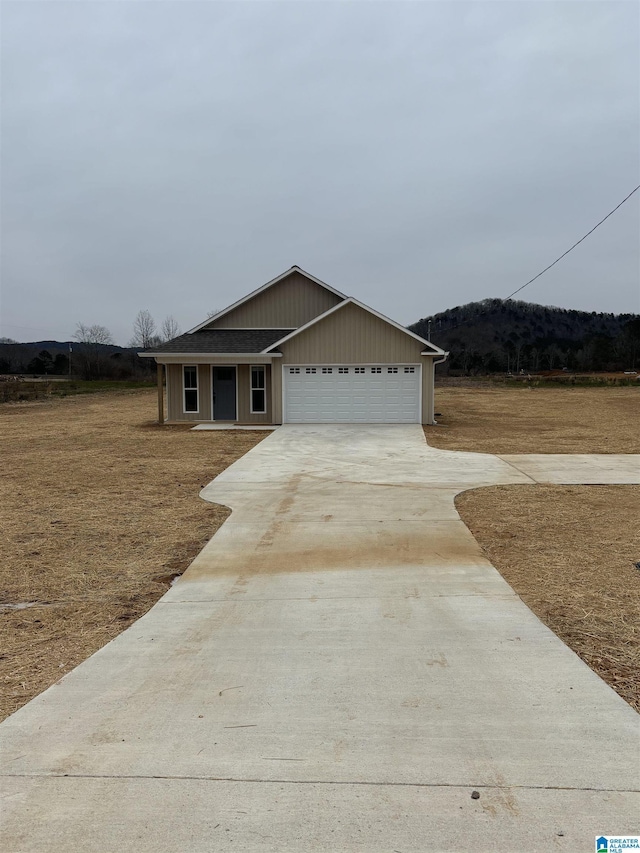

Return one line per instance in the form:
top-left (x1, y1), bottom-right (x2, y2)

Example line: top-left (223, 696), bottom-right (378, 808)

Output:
top-left (1, 425), bottom-right (638, 852)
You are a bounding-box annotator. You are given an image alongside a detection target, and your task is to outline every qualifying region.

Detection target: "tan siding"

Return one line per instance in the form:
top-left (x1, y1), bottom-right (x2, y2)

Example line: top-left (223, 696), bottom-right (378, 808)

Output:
top-left (279, 302), bottom-right (424, 364)
top-left (272, 363), bottom-right (283, 424)
top-left (237, 364), bottom-right (250, 421)
top-left (237, 364), bottom-right (272, 424)
top-left (207, 272), bottom-right (343, 329)
top-left (166, 364), bottom-right (184, 421)
top-left (421, 358), bottom-right (434, 425)
top-left (198, 365), bottom-right (212, 420)
top-left (166, 363), bottom-right (211, 422)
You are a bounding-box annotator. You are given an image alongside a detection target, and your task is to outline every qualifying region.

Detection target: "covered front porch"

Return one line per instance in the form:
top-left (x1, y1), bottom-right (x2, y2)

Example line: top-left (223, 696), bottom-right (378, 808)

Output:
top-left (155, 356), bottom-right (281, 425)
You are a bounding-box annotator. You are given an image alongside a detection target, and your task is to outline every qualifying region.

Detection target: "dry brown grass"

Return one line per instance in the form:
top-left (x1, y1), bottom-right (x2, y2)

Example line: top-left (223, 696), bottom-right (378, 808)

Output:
top-left (456, 486), bottom-right (640, 711)
top-left (0, 389), bottom-right (266, 721)
top-left (426, 386), bottom-right (640, 453)
top-left (3, 385), bottom-right (638, 721)
top-left (431, 385), bottom-right (640, 710)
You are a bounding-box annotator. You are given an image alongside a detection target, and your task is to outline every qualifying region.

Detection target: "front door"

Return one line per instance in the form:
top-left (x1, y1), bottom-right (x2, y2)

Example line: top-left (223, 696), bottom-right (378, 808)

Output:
top-left (212, 366), bottom-right (237, 420)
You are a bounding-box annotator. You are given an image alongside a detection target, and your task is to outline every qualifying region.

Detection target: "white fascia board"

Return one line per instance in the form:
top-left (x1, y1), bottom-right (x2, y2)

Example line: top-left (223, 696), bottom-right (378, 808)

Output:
top-left (263, 297), bottom-right (447, 356)
top-left (187, 266), bottom-right (348, 334)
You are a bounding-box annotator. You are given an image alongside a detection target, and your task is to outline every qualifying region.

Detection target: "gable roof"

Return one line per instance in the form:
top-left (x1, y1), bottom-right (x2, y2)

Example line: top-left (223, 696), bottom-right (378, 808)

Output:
top-left (188, 266), bottom-right (347, 334)
top-left (141, 329), bottom-right (294, 356)
top-left (262, 298), bottom-right (447, 356)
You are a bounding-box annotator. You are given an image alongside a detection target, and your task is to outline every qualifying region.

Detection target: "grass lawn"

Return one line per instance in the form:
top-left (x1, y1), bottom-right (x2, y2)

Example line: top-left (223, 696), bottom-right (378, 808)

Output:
top-left (0, 389), bottom-right (266, 721)
top-left (1, 385), bottom-right (638, 719)
top-left (425, 385), bottom-right (640, 454)
top-left (427, 385), bottom-right (639, 711)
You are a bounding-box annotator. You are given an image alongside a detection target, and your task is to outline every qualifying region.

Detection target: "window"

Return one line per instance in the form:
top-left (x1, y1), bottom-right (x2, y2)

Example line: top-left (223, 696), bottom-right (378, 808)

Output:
top-left (305, 367), bottom-right (317, 374)
top-left (354, 367), bottom-right (365, 374)
top-left (289, 367), bottom-right (300, 374)
top-left (251, 365), bottom-right (266, 413)
top-left (338, 367), bottom-right (349, 374)
top-left (322, 367), bottom-right (333, 374)
top-left (387, 367), bottom-right (398, 374)
top-left (183, 366), bottom-right (198, 412)
top-left (371, 367), bottom-right (382, 374)
top-left (404, 367), bottom-right (416, 373)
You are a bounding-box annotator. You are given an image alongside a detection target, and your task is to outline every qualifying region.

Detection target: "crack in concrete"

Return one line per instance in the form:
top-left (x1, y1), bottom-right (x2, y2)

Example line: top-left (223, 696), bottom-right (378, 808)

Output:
top-left (1, 772), bottom-right (637, 794)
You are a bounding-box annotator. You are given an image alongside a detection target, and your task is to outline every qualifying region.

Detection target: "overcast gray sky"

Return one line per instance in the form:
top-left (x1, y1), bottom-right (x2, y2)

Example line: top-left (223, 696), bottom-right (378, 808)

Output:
top-left (2, 1), bottom-right (638, 345)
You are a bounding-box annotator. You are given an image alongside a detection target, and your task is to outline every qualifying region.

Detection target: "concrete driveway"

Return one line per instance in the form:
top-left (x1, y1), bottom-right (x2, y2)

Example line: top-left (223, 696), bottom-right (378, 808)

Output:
top-left (1, 425), bottom-right (638, 852)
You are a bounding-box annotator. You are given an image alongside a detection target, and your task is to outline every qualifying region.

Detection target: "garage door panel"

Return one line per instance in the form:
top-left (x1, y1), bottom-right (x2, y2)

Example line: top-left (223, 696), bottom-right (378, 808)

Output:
top-left (284, 365), bottom-right (420, 424)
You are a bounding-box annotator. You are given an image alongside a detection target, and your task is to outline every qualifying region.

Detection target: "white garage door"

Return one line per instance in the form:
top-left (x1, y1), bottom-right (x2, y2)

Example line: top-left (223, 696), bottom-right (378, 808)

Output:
top-left (284, 365), bottom-right (421, 423)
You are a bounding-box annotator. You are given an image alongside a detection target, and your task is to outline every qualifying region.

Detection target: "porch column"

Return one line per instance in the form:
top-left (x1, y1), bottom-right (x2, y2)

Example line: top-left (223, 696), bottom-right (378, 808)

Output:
top-left (157, 363), bottom-right (165, 424)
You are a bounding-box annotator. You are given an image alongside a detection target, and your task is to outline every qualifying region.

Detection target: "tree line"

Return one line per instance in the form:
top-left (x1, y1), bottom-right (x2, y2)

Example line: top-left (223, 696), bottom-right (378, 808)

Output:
top-left (4, 299), bottom-right (638, 379)
top-left (0, 310), bottom-right (181, 380)
top-left (410, 299), bottom-right (640, 374)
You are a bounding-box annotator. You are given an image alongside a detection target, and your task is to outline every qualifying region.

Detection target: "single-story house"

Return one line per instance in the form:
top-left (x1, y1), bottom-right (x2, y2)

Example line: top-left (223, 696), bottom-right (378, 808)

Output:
top-left (139, 266), bottom-right (448, 425)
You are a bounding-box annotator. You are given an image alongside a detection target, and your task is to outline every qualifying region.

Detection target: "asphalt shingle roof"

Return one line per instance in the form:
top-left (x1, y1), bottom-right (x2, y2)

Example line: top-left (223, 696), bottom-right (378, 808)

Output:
top-left (144, 329), bottom-right (294, 354)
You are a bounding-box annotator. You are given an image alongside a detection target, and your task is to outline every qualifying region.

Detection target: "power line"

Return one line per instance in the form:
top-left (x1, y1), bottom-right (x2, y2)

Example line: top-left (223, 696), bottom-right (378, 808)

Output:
top-left (505, 184), bottom-right (640, 301)
top-left (413, 183), bottom-right (640, 338)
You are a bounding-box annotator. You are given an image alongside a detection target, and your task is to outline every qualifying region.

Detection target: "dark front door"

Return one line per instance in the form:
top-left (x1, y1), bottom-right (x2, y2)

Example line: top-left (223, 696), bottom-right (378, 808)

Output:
top-left (212, 367), bottom-right (237, 420)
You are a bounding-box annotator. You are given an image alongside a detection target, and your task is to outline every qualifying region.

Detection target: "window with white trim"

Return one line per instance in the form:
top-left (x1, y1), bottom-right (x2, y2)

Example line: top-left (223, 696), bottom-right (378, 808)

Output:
top-left (305, 367), bottom-right (317, 374)
top-left (338, 367), bottom-right (349, 374)
top-left (322, 367), bottom-right (333, 374)
top-left (387, 367), bottom-right (398, 373)
top-left (183, 366), bottom-right (198, 412)
top-left (354, 367), bottom-right (365, 374)
top-left (289, 367), bottom-right (300, 374)
top-left (404, 367), bottom-right (416, 373)
top-left (251, 365), bottom-right (266, 413)
top-left (371, 367), bottom-right (382, 374)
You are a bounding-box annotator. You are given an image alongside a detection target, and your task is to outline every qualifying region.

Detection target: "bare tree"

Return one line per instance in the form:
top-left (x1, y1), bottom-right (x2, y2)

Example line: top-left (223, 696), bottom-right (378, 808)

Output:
top-left (130, 310), bottom-right (159, 349)
top-left (74, 323), bottom-right (114, 346)
top-left (160, 315), bottom-right (181, 342)
top-left (73, 323), bottom-right (115, 379)
top-left (543, 343), bottom-right (562, 370)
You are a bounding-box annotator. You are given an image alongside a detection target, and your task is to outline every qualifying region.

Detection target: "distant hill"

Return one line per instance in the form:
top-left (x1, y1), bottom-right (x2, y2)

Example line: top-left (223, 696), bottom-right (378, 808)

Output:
top-left (3, 301), bottom-right (640, 378)
top-left (409, 299), bottom-right (640, 374)
top-left (0, 340), bottom-right (147, 380)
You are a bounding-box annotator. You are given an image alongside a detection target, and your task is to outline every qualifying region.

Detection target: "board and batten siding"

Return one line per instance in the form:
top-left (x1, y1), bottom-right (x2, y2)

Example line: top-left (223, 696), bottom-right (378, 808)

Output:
top-left (279, 302), bottom-right (425, 364)
top-left (237, 364), bottom-right (272, 423)
top-left (206, 272), bottom-right (343, 329)
top-left (166, 363), bottom-right (273, 423)
top-left (421, 357), bottom-right (435, 425)
top-left (166, 363), bottom-right (212, 422)
top-left (271, 361), bottom-right (283, 425)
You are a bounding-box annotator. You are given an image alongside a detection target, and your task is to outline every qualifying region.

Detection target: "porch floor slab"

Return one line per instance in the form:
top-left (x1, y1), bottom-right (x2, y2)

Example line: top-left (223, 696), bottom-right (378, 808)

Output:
top-left (191, 424), bottom-right (279, 431)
